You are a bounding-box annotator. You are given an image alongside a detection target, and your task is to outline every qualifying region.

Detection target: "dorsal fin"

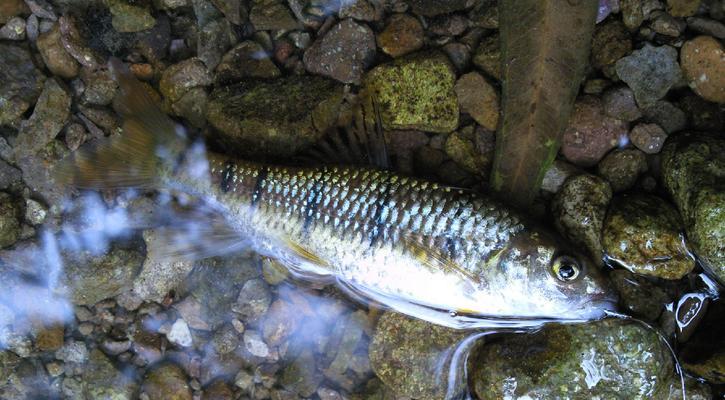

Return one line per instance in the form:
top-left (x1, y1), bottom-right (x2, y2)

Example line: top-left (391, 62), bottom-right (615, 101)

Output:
top-left (301, 98), bottom-right (391, 170)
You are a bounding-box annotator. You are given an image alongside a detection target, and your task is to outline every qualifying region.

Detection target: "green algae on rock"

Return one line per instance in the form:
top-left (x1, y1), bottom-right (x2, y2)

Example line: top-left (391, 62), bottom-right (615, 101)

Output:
top-left (603, 194), bottom-right (694, 280)
top-left (661, 132), bottom-right (725, 282)
top-left (470, 319), bottom-right (674, 400)
top-left (107, 0), bottom-right (156, 33)
top-left (368, 311), bottom-right (471, 399)
top-left (82, 349), bottom-right (138, 400)
top-left (362, 51), bottom-right (458, 134)
top-left (207, 75), bottom-right (344, 157)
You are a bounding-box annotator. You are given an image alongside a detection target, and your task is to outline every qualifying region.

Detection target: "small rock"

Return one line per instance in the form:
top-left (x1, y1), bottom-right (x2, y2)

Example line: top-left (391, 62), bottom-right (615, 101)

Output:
top-left (80, 68), bottom-right (117, 106)
top-left (661, 132), bottom-right (725, 282)
top-left (376, 13), bottom-right (424, 58)
top-left (441, 41), bottom-right (471, 72)
top-left (212, 324), bottom-right (239, 355)
top-left (650, 10), bottom-right (685, 37)
top-left (83, 349), bottom-right (138, 400)
top-left (203, 379), bottom-right (234, 400)
top-left (610, 269), bottom-right (671, 320)
top-left (13, 78), bottom-right (71, 158)
top-left (472, 33), bottom-right (500, 80)
top-left (620, 0), bottom-right (644, 31)
top-left (552, 174), bottom-right (612, 262)
top-left (143, 363), bottom-right (192, 400)
top-left (100, 339), bottom-right (132, 355)
top-left (454, 72), bottom-right (499, 131)
top-left (561, 96), bottom-right (628, 167)
top-left (232, 278), bottom-right (272, 322)
top-left (262, 299), bottom-right (301, 347)
top-left (55, 340), bottom-right (89, 364)
top-left (470, 320), bottom-right (675, 399)
top-left (363, 51), bottom-right (458, 133)
top-left (0, 192), bottom-right (21, 248)
top-left (667, 0), bottom-right (701, 16)
top-left (160, 58), bottom-right (212, 104)
top-left (0, 160), bottom-right (22, 190)
top-left (0, 17), bottom-right (26, 40)
top-left (444, 127), bottom-right (491, 175)
top-left (541, 160), bottom-right (580, 194)
top-left (108, 0), bottom-right (156, 33)
top-left (602, 86), bottom-right (642, 122)
top-left (407, 0), bottom-right (468, 17)
top-left (167, 319), bottom-right (193, 347)
top-left (369, 312), bottom-right (469, 399)
top-left (280, 349), bottom-right (323, 396)
top-left (603, 194), bottom-right (695, 279)
top-left (36, 23), bottom-right (79, 79)
top-left (680, 36), bottom-right (725, 104)
top-left (207, 75), bottom-right (343, 157)
top-left (249, 0), bottom-right (299, 31)
top-left (243, 330), bottom-right (269, 358)
top-left (339, 0), bottom-right (382, 21)
top-left (132, 229), bottom-right (195, 303)
top-left (615, 44), bottom-right (682, 108)
top-left (303, 18), bottom-right (376, 84)
top-left (216, 41), bottom-right (280, 83)
top-left (686, 16), bottom-right (725, 39)
top-left (642, 100), bottom-right (687, 134)
top-left (174, 297), bottom-right (211, 331)
top-left (677, 93), bottom-right (724, 131)
top-left (591, 19), bottom-right (633, 71)
top-left (680, 301), bottom-right (725, 383)
top-left (0, 0), bottom-right (28, 24)
top-left (197, 18), bottom-right (231, 71)
top-left (597, 148), bottom-right (648, 192)
top-left (0, 43), bottom-right (44, 128)
top-left (34, 324), bottom-right (64, 351)
top-left (629, 123), bottom-right (667, 153)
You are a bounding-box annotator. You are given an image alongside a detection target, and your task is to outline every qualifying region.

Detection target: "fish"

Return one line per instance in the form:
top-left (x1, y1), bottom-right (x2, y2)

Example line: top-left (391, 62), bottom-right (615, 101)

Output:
top-left (58, 58), bottom-right (618, 330)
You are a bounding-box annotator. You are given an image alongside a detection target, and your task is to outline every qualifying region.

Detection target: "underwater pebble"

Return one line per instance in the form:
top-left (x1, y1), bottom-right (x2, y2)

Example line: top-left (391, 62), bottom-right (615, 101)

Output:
top-left (160, 58), bottom-right (212, 104)
top-left (0, 43), bottom-right (44, 128)
top-left (303, 18), bottom-right (376, 84)
top-left (133, 229), bottom-right (195, 304)
top-left (216, 41), bottom-right (280, 84)
top-left (602, 85), bottom-right (642, 122)
top-left (249, 0), bottom-right (299, 31)
top-left (454, 72), bottom-right (500, 131)
top-left (232, 278), bottom-right (272, 322)
top-left (36, 23), bottom-right (79, 78)
top-left (597, 148), bottom-right (648, 192)
top-left (13, 78), bottom-right (71, 159)
top-left (561, 95), bottom-right (628, 167)
top-left (629, 123), bottom-right (667, 154)
top-left (107, 0), bottom-right (155, 32)
top-left (376, 13), bottom-right (424, 58)
top-left (0, 192), bottom-right (22, 248)
top-left (615, 44), bottom-right (682, 108)
top-left (0, 17), bottom-right (26, 40)
top-left (603, 194), bottom-right (695, 280)
top-left (610, 269), bottom-right (671, 320)
top-left (680, 36), bottom-right (725, 104)
top-left (472, 33), bottom-right (500, 80)
top-left (167, 319), bottom-right (193, 347)
top-left (143, 363), bottom-right (192, 400)
top-left (642, 100), bottom-right (687, 134)
top-left (243, 330), bottom-right (270, 358)
top-left (591, 19), bottom-right (632, 73)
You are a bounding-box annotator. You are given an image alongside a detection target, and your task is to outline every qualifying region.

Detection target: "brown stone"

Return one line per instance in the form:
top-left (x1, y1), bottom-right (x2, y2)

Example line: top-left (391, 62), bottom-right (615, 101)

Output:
top-left (561, 96), bottom-right (628, 167)
top-left (680, 36), bottom-right (725, 103)
top-left (376, 14), bottom-right (424, 58)
top-left (36, 23), bottom-right (79, 79)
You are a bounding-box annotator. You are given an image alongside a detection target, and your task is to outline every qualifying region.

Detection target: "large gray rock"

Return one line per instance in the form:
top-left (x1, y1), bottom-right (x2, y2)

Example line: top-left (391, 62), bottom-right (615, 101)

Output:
top-left (615, 44), bottom-right (683, 108)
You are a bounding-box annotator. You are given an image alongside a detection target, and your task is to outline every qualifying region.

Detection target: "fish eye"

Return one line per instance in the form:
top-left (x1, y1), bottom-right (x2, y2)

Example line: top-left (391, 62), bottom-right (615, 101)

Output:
top-left (552, 256), bottom-right (581, 282)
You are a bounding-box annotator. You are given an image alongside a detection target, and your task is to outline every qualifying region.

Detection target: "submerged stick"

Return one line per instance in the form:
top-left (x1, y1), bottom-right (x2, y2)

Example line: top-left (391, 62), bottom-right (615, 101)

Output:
top-left (490, 0), bottom-right (598, 209)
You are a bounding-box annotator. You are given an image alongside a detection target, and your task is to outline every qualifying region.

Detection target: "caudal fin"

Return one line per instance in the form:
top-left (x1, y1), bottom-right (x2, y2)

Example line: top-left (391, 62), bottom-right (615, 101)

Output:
top-left (57, 58), bottom-right (186, 190)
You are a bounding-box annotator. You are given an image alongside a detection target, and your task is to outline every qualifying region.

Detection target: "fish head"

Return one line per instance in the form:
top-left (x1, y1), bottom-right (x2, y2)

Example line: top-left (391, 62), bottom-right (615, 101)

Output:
top-left (490, 228), bottom-right (618, 322)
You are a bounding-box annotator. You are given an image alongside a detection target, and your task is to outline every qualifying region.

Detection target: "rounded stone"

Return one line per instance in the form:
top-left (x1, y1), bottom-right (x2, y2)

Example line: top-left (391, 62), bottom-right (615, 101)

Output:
top-left (215, 41), bottom-right (280, 84)
top-left (36, 23), bottom-right (79, 79)
top-left (680, 36), bottom-right (725, 103)
top-left (603, 194), bottom-right (695, 280)
top-left (159, 58), bottom-right (212, 104)
top-left (470, 320), bottom-right (675, 400)
top-left (303, 18), bottom-right (376, 84)
top-left (454, 72), bottom-right (500, 131)
top-left (615, 44), bottom-right (683, 108)
top-left (591, 19), bottom-right (632, 71)
top-left (596, 148), bottom-right (648, 192)
top-left (629, 123), bottom-right (667, 154)
top-left (561, 96), bottom-right (628, 167)
top-left (376, 13), bottom-right (424, 58)
top-left (143, 363), bottom-right (192, 400)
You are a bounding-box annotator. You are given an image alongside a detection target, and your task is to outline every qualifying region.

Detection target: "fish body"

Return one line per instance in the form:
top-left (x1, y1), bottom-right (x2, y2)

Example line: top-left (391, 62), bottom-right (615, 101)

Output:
top-left (60, 59), bottom-right (617, 329)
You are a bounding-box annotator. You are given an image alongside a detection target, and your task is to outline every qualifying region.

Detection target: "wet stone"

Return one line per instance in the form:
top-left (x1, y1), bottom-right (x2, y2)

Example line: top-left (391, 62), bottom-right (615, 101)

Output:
top-left (243, 330), bottom-right (269, 358)
top-left (36, 23), bottom-right (79, 79)
top-left (686, 17), bottom-right (725, 39)
top-left (160, 58), bottom-right (212, 104)
top-left (167, 319), bottom-right (193, 347)
top-left (376, 13), bottom-right (424, 58)
top-left (215, 41), bottom-right (280, 84)
top-left (677, 94), bottom-right (724, 131)
top-left (262, 299), bottom-right (301, 347)
top-left (339, 0), bottom-right (382, 21)
top-left (661, 132), bottom-right (725, 281)
top-left (0, 17), bottom-right (26, 40)
top-left (591, 19), bottom-right (633, 72)
top-left (207, 75), bottom-right (343, 157)
top-left (303, 18), bottom-right (375, 84)
top-left (13, 78), bottom-right (71, 159)
top-left (0, 43), bottom-right (44, 128)
top-left (83, 349), bottom-right (138, 399)
top-left (369, 312), bottom-right (469, 399)
top-left (232, 278), bottom-right (272, 322)
top-left (143, 363), bottom-right (192, 400)
top-left (472, 33), bottom-right (500, 80)
top-left (0, 0), bottom-right (28, 24)
top-left (596, 148), bottom-right (648, 192)
top-left (610, 269), bottom-right (671, 320)
top-left (444, 127), bottom-right (492, 175)
top-left (0, 192), bottom-right (21, 248)
top-left (132, 229), bottom-right (195, 303)
top-left (603, 194), bottom-right (694, 280)
top-left (80, 68), bottom-right (117, 106)
top-left (552, 174), bottom-right (612, 262)
top-left (203, 379), bottom-right (234, 400)
top-left (454, 72), bottom-right (499, 131)
top-left (615, 44), bottom-right (682, 108)
top-left (630, 122), bottom-right (667, 154)
top-left (212, 324), bottom-right (239, 355)
top-left (667, 0), bottom-right (701, 16)
top-left (602, 86), bottom-right (642, 122)
top-left (108, 0), bottom-right (156, 33)
top-left (680, 36), bottom-right (725, 104)
top-left (280, 349), bottom-right (323, 397)
top-left (174, 296), bottom-right (211, 331)
top-left (249, 0), bottom-right (299, 31)
top-left (642, 100), bottom-right (687, 134)
top-left (561, 95), bottom-right (628, 167)
top-left (0, 160), bottom-right (22, 191)
top-left (541, 160), bottom-right (580, 194)
top-left (650, 10), bottom-right (685, 37)
top-left (620, 0), bottom-right (644, 31)
top-left (470, 320), bottom-right (675, 399)
top-left (363, 51), bottom-right (458, 133)
top-left (55, 339), bottom-right (89, 364)
top-left (35, 324), bottom-right (64, 351)
top-left (407, 0), bottom-right (469, 17)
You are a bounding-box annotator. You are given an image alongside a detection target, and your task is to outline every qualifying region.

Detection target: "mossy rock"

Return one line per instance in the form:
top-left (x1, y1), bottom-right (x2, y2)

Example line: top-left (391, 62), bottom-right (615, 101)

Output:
top-left (206, 75), bottom-right (344, 158)
top-left (661, 132), bottom-right (725, 281)
top-left (363, 51), bottom-right (459, 134)
top-left (470, 319), bottom-right (675, 399)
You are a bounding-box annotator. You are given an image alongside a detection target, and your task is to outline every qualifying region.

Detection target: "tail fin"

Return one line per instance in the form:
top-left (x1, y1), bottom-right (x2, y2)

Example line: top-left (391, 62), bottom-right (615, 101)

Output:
top-left (57, 58), bottom-right (186, 190)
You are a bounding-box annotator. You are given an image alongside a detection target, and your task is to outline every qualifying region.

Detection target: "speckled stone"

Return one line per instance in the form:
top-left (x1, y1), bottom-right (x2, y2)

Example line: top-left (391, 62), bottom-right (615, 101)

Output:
top-left (596, 148), bottom-right (648, 192)
top-left (680, 36), bottom-right (725, 103)
top-left (303, 18), bottom-right (376, 84)
top-left (615, 44), bottom-right (683, 108)
top-left (376, 13), bottom-right (424, 58)
top-left (561, 96), bottom-right (628, 167)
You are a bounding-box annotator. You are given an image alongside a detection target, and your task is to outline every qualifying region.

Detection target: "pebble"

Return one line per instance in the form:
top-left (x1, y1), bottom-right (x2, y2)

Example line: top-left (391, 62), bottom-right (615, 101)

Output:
top-left (686, 16), bottom-right (725, 39)
top-left (55, 340), bottom-right (89, 364)
top-left (603, 194), bottom-right (695, 279)
top-left (602, 85), bottom-right (642, 122)
top-left (216, 41), bottom-right (280, 84)
top-left (249, 0), bottom-right (300, 31)
top-left (84, 349), bottom-right (138, 399)
top-left (168, 319), bottom-right (194, 348)
top-left (36, 23), bottom-right (79, 79)
top-left (667, 0), bottom-right (701, 16)
top-left (243, 330), bottom-right (270, 358)
top-left (13, 78), bottom-right (71, 159)
top-left (80, 68), bottom-right (117, 106)
top-left (212, 324), bottom-right (239, 355)
top-left (0, 192), bottom-right (21, 248)
top-left (174, 297), bottom-right (211, 331)
top-left (541, 160), bottom-right (580, 194)
top-left (376, 13), bottom-right (424, 58)
top-left (303, 18), bottom-right (376, 84)
top-left (25, 0), bottom-right (56, 20)
top-left (203, 379), bottom-right (234, 400)
top-left (642, 100), bottom-right (687, 134)
top-left (107, 0), bottom-right (156, 32)
top-left (35, 324), bottom-right (64, 351)
top-left (0, 16), bottom-right (25, 40)
top-left (591, 19), bottom-right (633, 72)
top-left (650, 10), bottom-right (685, 37)
top-left (441, 41), bottom-right (471, 72)
top-left (454, 72), bottom-right (500, 131)
top-left (339, 0), bottom-right (382, 21)
top-left (472, 33), bottom-right (500, 80)
top-left (552, 174), bottom-right (612, 262)
top-left (160, 58), bottom-right (212, 104)
top-left (143, 363), bottom-right (192, 400)
top-left (429, 13), bottom-right (469, 37)
top-left (232, 278), bottom-right (272, 322)
top-left (629, 123), bottom-right (667, 153)
top-left (597, 148), bottom-right (648, 192)
top-left (0, 159), bottom-right (22, 190)
top-left (610, 269), bottom-right (671, 320)
top-left (0, 0), bottom-right (28, 24)
top-left (561, 96), bottom-right (628, 167)
top-left (0, 43), bottom-right (44, 128)
top-left (444, 127), bottom-right (492, 175)
top-left (615, 44), bottom-right (682, 108)
top-left (280, 349), bottom-right (323, 396)
top-left (132, 229), bottom-right (195, 303)
top-left (407, 0), bottom-right (468, 17)
top-left (620, 0), bottom-right (645, 30)
top-left (363, 51), bottom-right (459, 133)
top-left (680, 36), bottom-right (725, 103)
